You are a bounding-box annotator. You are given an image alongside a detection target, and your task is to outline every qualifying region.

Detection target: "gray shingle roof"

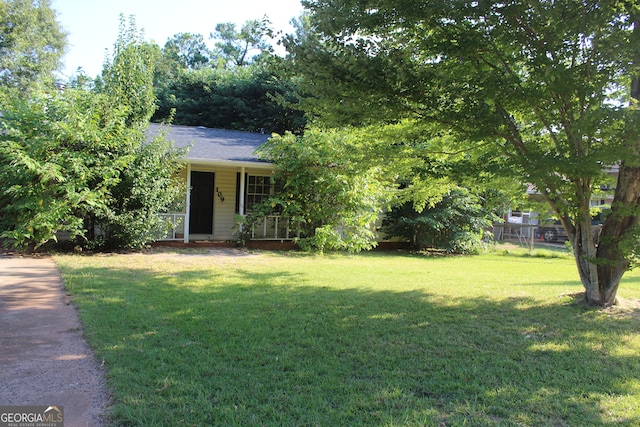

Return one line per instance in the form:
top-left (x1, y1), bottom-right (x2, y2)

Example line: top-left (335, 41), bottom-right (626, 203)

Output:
top-left (148, 123), bottom-right (271, 164)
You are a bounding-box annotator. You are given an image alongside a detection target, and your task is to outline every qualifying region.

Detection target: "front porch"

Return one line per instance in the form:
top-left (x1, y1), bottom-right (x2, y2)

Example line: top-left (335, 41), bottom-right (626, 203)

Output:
top-left (149, 123), bottom-right (287, 244)
top-left (157, 212), bottom-right (299, 243)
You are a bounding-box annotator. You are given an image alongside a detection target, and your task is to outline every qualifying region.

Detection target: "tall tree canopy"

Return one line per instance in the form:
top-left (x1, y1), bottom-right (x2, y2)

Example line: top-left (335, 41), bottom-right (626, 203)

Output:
top-left (162, 32), bottom-right (210, 70)
top-left (101, 16), bottom-right (158, 127)
top-left (211, 17), bottom-right (273, 67)
top-left (152, 19), bottom-right (305, 133)
top-left (287, 0), bottom-right (640, 306)
top-left (0, 0), bottom-right (66, 95)
top-left (153, 62), bottom-right (306, 134)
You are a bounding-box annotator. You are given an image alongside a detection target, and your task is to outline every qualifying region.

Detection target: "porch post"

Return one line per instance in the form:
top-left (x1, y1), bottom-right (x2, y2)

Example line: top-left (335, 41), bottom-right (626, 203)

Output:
top-left (184, 163), bottom-right (192, 243)
top-left (239, 166), bottom-right (246, 232)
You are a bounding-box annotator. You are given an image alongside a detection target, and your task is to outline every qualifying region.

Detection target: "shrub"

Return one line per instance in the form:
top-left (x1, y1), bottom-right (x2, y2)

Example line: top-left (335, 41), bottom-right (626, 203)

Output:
top-left (382, 188), bottom-right (496, 254)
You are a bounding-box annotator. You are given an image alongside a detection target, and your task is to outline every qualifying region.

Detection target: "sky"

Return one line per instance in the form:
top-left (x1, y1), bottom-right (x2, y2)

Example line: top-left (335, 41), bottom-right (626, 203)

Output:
top-left (50, 0), bottom-right (305, 78)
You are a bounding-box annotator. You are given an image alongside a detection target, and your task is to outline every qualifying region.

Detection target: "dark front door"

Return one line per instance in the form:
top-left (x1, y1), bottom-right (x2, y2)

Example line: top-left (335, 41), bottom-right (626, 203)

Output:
top-left (189, 171), bottom-right (214, 235)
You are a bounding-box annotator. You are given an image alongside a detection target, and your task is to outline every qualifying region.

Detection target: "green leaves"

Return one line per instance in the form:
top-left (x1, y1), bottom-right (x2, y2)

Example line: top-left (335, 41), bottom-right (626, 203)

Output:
top-left (0, 88), bottom-right (118, 249)
top-left (0, 17), bottom-right (184, 251)
top-left (295, 0), bottom-right (633, 170)
top-left (382, 188), bottom-right (496, 254)
top-left (104, 127), bottom-right (185, 249)
top-left (0, 0), bottom-right (66, 97)
top-left (253, 128), bottom-right (391, 252)
top-left (291, 0), bottom-right (640, 303)
top-left (153, 63), bottom-right (305, 134)
top-left (211, 17), bottom-right (274, 67)
top-left (162, 33), bottom-right (210, 70)
top-left (101, 15), bottom-right (157, 128)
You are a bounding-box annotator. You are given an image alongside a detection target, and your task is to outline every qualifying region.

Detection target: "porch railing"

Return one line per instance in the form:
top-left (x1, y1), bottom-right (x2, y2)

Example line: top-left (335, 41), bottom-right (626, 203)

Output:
top-left (155, 213), bottom-right (298, 242)
top-left (157, 213), bottom-right (186, 241)
top-left (250, 215), bottom-right (300, 240)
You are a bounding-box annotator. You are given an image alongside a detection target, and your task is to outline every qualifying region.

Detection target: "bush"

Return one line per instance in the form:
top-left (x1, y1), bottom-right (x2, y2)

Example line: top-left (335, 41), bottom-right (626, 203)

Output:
top-left (0, 20), bottom-right (185, 251)
top-left (248, 129), bottom-right (390, 253)
top-left (382, 188), bottom-right (496, 254)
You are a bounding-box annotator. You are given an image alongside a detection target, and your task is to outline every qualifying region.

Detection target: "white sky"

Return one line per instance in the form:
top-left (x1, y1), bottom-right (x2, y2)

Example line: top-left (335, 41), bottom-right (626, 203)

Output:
top-left (51, 0), bottom-right (305, 78)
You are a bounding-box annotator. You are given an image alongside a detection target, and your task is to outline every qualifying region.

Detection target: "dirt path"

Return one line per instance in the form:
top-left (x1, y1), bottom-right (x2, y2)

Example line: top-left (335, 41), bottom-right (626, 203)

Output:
top-left (0, 254), bottom-right (108, 427)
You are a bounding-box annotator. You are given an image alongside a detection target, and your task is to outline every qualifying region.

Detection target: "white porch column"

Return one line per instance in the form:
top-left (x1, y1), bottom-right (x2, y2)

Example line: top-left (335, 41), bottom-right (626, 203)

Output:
top-left (239, 166), bottom-right (246, 232)
top-left (183, 163), bottom-right (192, 243)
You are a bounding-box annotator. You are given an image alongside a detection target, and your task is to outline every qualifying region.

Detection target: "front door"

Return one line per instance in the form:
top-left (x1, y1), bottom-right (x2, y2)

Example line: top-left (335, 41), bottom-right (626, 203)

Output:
top-left (189, 171), bottom-right (214, 235)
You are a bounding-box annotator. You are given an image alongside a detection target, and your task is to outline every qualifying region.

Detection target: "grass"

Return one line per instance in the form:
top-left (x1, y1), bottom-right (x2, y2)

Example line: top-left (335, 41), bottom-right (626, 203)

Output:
top-left (54, 248), bottom-right (640, 426)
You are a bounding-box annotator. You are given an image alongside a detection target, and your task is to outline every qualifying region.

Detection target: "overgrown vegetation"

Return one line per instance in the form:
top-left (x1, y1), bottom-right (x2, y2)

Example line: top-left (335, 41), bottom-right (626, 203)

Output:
top-left (153, 63), bottom-right (305, 134)
top-left (0, 15), bottom-right (184, 251)
top-left (150, 18), bottom-right (306, 134)
top-left (247, 128), bottom-right (392, 252)
top-left (382, 188), bottom-right (498, 254)
top-left (0, 0), bottom-right (66, 97)
top-left (55, 250), bottom-right (640, 426)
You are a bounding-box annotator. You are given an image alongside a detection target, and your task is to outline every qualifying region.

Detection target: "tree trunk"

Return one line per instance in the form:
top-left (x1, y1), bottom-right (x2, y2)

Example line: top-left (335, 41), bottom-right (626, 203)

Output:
top-left (566, 165), bottom-right (640, 307)
top-left (570, 218), bottom-right (600, 304)
top-left (579, 17), bottom-right (640, 306)
top-left (84, 215), bottom-right (96, 243)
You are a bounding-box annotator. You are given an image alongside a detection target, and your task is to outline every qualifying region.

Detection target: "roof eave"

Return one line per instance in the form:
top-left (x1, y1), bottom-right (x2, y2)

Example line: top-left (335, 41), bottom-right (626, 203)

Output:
top-left (183, 158), bottom-right (274, 170)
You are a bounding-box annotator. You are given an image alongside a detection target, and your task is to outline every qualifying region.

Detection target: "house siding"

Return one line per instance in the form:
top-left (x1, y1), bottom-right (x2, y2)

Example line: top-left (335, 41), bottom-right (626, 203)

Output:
top-left (178, 165), bottom-right (273, 241)
top-left (213, 169), bottom-right (238, 240)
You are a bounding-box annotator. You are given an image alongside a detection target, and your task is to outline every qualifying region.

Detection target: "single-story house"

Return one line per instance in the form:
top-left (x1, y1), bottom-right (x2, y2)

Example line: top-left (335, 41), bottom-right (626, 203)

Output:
top-left (150, 123), bottom-right (410, 249)
top-left (149, 123), bottom-right (288, 244)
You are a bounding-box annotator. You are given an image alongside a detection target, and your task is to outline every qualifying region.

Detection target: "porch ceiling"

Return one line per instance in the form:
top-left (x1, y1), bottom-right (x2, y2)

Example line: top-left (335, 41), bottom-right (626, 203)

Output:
top-left (187, 159), bottom-right (274, 170)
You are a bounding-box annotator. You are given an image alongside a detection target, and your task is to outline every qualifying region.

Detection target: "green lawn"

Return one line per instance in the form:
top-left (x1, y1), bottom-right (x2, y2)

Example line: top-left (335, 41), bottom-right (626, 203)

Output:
top-left (54, 248), bottom-right (640, 426)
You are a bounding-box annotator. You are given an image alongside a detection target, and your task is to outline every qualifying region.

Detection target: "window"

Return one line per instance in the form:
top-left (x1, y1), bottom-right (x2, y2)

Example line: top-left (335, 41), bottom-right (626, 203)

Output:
top-left (236, 174), bottom-right (283, 214)
top-left (246, 175), bottom-right (271, 212)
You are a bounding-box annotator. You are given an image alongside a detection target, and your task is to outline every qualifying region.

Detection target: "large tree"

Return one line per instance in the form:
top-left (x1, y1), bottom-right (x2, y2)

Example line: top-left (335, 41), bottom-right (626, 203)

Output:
top-left (0, 16), bottom-right (184, 250)
top-left (152, 21), bottom-right (306, 133)
top-left (153, 62), bottom-right (306, 134)
top-left (162, 32), bottom-right (210, 70)
top-left (287, 0), bottom-right (640, 306)
top-left (0, 0), bottom-right (66, 96)
top-left (211, 17), bottom-right (273, 67)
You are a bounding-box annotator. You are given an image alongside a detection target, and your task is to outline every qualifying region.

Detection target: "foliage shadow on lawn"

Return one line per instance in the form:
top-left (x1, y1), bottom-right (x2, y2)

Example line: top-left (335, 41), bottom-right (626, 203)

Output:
top-left (64, 265), bottom-right (640, 426)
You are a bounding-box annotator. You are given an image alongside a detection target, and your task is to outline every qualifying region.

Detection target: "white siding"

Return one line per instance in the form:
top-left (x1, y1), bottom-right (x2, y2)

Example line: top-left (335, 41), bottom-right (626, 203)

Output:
top-left (172, 163), bottom-right (274, 241)
top-left (213, 169), bottom-right (238, 240)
